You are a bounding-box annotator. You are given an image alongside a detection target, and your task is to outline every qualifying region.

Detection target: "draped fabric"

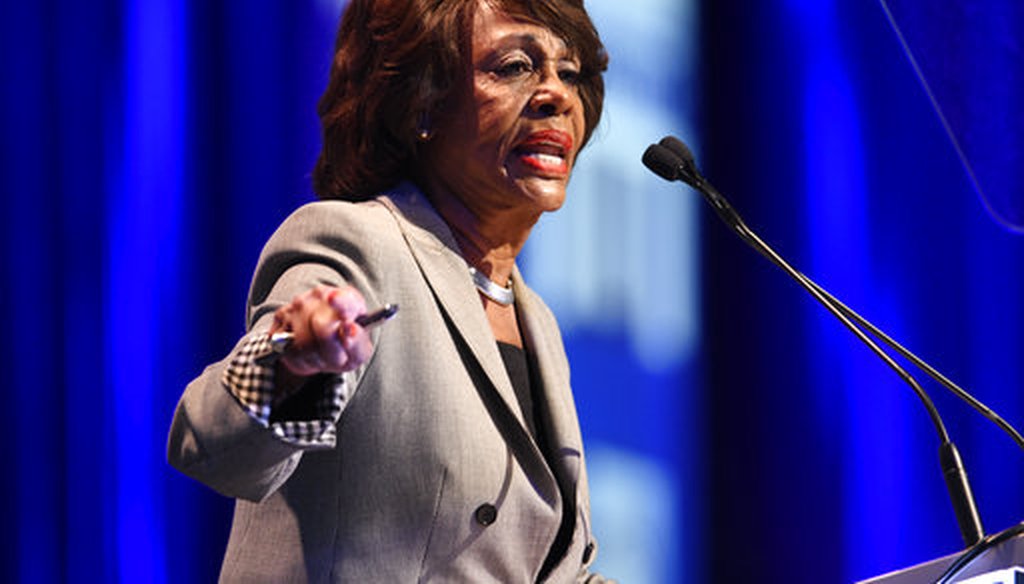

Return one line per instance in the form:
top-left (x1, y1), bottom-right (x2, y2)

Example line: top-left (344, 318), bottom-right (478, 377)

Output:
top-left (0, 1), bottom-right (336, 581)
top-left (703, 1), bottom-right (1024, 581)
top-left (881, 0), bottom-right (1024, 232)
top-left (1, 0), bottom-right (1022, 582)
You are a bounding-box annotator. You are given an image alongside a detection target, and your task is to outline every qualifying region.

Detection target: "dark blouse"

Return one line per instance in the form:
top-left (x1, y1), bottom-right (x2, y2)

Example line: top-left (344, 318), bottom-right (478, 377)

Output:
top-left (496, 341), bottom-right (573, 581)
top-left (497, 341), bottom-right (541, 441)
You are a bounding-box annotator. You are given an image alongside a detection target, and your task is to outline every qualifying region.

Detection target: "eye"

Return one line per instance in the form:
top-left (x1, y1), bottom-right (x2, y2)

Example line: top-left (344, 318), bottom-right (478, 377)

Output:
top-left (495, 58), bottom-right (534, 78)
top-left (558, 66), bottom-right (582, 86)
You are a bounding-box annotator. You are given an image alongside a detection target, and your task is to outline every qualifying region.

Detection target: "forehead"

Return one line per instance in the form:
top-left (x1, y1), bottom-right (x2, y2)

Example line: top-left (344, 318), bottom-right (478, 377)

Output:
top-left (470, 2), bottom-right (570, 56)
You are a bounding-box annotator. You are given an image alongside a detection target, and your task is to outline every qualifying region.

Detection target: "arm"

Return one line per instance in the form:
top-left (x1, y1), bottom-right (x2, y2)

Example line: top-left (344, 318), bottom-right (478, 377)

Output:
top-left (167, 203), bottom-right (381, 501)
top-left (167, 287), bottom-right (374, 501)
top-left (167, 333), bottom-right (317, 502)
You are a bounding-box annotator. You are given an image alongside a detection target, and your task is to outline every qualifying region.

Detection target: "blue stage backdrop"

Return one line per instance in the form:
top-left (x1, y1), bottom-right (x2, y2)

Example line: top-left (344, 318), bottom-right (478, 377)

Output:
top-left (701, 0), bottom-right (1024, 581)
top-left (1, 0), bottom-right (1022, 583)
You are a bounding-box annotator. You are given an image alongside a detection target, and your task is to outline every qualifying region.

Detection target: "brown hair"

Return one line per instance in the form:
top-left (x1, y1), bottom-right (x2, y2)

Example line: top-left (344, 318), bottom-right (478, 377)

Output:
top-left (312, 0), bottom-right (608, 201)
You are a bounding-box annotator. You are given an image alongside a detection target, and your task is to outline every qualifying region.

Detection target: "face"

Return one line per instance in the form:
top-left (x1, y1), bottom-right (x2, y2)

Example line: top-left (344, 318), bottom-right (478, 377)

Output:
top-left (422, 2), bottom-right (587, 218)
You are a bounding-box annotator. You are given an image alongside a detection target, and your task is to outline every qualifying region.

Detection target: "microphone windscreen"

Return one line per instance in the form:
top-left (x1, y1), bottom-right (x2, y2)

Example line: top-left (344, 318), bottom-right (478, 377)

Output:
top-left (642, 144), bottom-right (682, 181)
top-left (659, 136), bottom-right (695, 165)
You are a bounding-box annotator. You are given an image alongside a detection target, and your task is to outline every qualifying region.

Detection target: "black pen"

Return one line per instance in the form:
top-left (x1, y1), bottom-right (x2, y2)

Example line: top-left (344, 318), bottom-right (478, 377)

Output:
top-left (353, 303), bottom-right (400, 328)
top-left (269, 303), bottom-right (399, 354)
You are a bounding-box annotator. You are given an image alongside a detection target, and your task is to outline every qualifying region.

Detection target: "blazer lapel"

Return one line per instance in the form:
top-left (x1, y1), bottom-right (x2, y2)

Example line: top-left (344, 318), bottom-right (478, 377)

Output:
top-left (378, 186), bottom-right (533, 441)
top-left (514, 272), bottom-right (583, 491)
top-left (381, 186), bottom-right (585, 573)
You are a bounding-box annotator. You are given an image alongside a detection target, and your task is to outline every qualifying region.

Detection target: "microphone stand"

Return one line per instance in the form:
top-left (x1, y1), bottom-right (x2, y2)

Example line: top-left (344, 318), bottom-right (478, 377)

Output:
top-left (799, 282), bottom-right (1024, 451)
top-left (652, 137), bottom-right (1024, 453)
top-left (643, 139), bottom-right (986, 547)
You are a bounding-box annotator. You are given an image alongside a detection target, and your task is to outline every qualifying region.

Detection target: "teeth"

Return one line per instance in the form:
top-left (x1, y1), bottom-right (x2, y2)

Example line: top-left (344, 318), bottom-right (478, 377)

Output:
top-left (525, 153), bottom-right (564, 165)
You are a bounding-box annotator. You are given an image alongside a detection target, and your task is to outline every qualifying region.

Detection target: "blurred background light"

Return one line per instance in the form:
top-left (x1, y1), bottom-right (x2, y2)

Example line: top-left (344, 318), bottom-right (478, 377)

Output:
top-left (1, 0), bottom-right (1022, 582)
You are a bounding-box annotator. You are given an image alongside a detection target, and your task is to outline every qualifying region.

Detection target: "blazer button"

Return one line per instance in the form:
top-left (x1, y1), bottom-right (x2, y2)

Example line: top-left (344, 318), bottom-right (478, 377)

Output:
top-left (474, 503), bottom-right (498, 526)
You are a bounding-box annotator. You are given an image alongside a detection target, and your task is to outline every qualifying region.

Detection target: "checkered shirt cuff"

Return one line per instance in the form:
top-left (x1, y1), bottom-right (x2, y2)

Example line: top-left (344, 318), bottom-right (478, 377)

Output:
top-left (221, 333), bottom-right (346, 449)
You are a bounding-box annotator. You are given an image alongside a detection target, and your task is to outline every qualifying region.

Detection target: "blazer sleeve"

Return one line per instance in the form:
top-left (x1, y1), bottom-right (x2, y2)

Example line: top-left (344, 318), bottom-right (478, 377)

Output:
top-left (166, 336), bottom-right (315, 502)
top-left (166, 201), bottom-right (383, 502)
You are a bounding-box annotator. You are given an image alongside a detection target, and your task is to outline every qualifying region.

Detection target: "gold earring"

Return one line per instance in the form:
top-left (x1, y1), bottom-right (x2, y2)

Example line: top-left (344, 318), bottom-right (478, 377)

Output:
top-left (416, 112), bottom-right (434, 142)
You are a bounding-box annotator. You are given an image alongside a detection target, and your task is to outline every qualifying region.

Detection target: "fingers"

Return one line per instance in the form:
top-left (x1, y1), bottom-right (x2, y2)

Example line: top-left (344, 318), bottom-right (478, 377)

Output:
top-left (308, 304), bottom-right (349, 372)
top-left (272, 285), bottom-right (375, 376)
top-left (281, 349), bottom-right (328, 377)
top-left (341, 325), bottom-right (374, 371)
top-left (325, 285), bottom-right (367, 320)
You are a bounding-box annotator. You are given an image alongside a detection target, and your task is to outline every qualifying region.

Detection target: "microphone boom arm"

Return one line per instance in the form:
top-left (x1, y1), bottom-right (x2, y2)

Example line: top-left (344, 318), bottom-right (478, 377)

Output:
top-left (698, 175), bottom-right (950, 443)
top-left (645, 139), bottom-right (987, 546)
top-left (801, 280), bottom-right (1024, 451)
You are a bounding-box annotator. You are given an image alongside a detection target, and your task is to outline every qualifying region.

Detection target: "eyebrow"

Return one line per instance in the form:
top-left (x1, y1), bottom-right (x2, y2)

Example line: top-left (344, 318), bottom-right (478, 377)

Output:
top-left (490, 32), bottom-right (575, 61)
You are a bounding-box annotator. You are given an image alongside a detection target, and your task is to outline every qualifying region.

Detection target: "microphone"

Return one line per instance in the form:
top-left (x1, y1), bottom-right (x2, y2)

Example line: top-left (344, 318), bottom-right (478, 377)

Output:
top-left (644, 136), bottom-right (989, 547)
top-left (653, 135), bottom-right (1024, 452)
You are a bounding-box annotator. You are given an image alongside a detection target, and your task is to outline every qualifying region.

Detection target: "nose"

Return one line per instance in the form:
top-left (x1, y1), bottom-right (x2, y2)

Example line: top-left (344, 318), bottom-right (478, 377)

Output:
top-left (528, 66), bottom-right (573, 117)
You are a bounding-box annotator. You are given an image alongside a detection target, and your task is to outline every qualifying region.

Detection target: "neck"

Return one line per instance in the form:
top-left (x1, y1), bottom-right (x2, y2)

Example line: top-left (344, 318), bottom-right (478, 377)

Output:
top-left (423, 183), bottom-right (539, 284)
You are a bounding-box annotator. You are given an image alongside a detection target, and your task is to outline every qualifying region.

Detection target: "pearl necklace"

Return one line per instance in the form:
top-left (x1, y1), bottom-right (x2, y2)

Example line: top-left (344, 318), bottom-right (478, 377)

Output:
top-left (468, 266), bottom-right (514, 306)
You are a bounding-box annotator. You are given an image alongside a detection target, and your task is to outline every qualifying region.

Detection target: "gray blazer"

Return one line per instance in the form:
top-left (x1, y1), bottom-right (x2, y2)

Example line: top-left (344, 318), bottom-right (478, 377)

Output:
top-left (167, 184), bottom-right (609, 583)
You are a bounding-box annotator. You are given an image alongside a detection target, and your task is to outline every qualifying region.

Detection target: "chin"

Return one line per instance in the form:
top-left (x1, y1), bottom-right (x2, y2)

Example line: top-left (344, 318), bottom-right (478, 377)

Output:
top-left (514, 178), bottom-right (569, 213)
top-left (539, 195), bottom-right (567, 213)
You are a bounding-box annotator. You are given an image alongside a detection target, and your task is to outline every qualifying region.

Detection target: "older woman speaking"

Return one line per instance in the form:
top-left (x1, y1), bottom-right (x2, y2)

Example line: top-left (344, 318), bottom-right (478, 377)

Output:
top-left (168, 0), bottom-right (613, 581)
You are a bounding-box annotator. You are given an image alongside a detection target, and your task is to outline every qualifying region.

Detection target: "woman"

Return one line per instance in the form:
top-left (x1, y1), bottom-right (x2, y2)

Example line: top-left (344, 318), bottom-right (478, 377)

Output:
top-left (168, 0), bottom-right (612, 581)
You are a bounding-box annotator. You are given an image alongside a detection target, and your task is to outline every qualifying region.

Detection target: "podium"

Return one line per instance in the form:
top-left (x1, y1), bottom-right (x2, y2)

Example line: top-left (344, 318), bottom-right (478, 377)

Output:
top-left (858, 524), bottom-right (1024, 583)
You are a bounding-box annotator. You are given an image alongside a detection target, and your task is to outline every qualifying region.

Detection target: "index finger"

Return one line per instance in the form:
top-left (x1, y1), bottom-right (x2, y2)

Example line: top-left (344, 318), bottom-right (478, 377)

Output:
top-left (325, 286), bottom-right (367, 319)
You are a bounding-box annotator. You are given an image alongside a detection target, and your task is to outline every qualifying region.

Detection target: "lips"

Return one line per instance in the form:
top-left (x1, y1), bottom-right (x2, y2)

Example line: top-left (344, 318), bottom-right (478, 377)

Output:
top-left (513, 130), bottom-right (574, 175)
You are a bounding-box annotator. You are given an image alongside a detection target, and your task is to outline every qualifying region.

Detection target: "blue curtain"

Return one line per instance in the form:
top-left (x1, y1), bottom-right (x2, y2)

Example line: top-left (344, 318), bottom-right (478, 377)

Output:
top-left (0, 1), bottom-right (335, 581)
top-left (701, 0), bottom-right (1024, 581)
top-left (2, 0), bottom-right (1022, 582)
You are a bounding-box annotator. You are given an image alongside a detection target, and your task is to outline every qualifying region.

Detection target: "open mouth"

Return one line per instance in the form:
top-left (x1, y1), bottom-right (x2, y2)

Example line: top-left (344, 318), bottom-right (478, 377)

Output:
top-left (514, 130), bottom-right (573, 175)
